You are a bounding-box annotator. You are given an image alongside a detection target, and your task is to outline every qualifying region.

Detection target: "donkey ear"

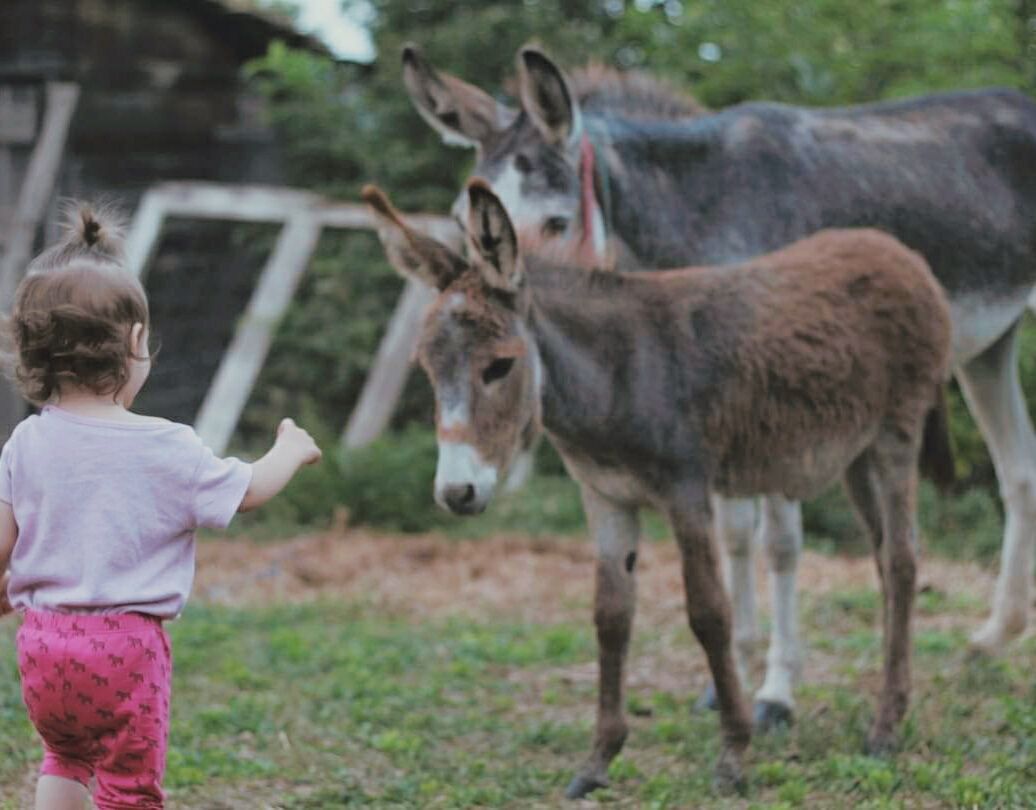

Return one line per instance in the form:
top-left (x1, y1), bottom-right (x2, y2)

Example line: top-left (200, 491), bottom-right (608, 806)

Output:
top-left (466, 179), bottom-right (522, 294)
top-left (363, 185), bottom-right (468, 291)
top-left (517, 46), bottom-right (582, 146)
top-left (402, 43), bottom-right (516, 148)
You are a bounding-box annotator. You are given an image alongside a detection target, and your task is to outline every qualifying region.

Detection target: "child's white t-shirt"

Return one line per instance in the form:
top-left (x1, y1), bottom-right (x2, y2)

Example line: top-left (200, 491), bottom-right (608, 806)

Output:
top-left (0, 406), bottom-right (252, 618)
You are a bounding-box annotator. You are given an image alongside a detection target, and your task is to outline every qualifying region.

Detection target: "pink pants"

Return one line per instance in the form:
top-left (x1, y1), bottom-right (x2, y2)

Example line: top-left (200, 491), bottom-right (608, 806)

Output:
top-left (16, 610), bottom-right (171, 809)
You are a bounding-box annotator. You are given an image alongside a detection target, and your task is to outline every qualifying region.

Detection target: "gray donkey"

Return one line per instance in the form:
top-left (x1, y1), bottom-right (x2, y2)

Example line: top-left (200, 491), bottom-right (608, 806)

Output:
top-left (364, 181), bottom-right (952, 798)
top-left (402, 45), bottom-right (1036, 727)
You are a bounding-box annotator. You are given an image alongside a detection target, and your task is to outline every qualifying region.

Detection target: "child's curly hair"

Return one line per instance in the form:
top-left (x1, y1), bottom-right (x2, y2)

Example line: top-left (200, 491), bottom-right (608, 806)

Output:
top-left (7, 203), bottom-right (150, 404)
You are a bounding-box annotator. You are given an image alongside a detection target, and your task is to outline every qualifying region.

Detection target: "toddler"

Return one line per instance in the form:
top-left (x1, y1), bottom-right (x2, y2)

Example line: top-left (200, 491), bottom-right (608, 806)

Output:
top-left (0, 205), bottom-right (322, 809)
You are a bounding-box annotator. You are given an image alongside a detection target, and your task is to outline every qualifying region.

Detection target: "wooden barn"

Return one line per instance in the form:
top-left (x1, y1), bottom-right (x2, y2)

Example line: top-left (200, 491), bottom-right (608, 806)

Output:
top-left (0, 0), bottom-right (341, 433)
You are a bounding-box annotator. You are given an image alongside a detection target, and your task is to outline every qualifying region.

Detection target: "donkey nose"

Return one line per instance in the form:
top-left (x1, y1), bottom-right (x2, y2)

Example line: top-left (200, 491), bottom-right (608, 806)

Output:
top-left (443, 483), bottom-right (477, 513)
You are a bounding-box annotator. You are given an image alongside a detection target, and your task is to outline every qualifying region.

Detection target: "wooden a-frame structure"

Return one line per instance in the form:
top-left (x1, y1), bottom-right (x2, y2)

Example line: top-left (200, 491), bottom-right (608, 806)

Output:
top-left (124, 181), bottom-right (449, 455)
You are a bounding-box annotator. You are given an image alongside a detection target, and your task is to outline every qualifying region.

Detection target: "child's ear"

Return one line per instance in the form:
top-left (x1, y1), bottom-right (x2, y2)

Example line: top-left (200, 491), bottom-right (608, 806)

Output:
top-left (130, 323), bottom-right (146, 356)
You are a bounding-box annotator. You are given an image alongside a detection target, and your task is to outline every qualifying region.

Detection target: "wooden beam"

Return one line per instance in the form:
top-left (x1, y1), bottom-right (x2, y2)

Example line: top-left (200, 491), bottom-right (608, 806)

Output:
top-left (149, 181), bottom-right (320, 223)
top-left (0, 84), bottom-right (39, 145)
top-left (123, 188), bottom-right (167, 281)
top-left (0, 82), bottom-right (80, 442)
top-left (118, 180), bottom-right (459, 453)
top-left (0, 82), bottom-right (80, 307)
top-left (340, 218), bottom-right (459, 450)
top-left (193, 213), bottom-right (323, 455)
top-left (341, 278), bottom-right (435, 449)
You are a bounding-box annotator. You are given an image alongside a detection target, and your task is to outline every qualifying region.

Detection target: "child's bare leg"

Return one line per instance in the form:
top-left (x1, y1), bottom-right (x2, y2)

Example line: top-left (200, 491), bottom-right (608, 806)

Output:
top-left (36, 774), bottom-right (89, 810)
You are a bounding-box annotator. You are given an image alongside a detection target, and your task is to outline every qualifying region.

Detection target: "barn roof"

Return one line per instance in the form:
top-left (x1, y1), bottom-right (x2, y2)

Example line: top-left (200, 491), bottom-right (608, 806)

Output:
top-left (182, 0), bottom-right (336, 60)
top-left (0, 0), bottom-right (340, 81)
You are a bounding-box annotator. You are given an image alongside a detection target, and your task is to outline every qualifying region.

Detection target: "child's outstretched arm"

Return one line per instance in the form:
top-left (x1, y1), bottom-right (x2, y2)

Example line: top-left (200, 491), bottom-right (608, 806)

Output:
top-left (0, 502), bottom-right (17, 616)
top-left (239, 418), bottom-right (322, 513)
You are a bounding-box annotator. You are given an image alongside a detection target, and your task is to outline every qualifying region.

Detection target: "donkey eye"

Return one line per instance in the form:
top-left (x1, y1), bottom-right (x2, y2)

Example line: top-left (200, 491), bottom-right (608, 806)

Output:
top-left (515, 154), bottom-right (533, 174)
top-left (482, 357), bottom-right (515, 385)
top-left (543, 216), bottom-right (569, 236)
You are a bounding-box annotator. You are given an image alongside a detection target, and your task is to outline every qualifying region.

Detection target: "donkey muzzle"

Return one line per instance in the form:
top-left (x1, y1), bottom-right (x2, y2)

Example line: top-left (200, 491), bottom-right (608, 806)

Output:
top-left (434, 440), bottom-right (498, 516)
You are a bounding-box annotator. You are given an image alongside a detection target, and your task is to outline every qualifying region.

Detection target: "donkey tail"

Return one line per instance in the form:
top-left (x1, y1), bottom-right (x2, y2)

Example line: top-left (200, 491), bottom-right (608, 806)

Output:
top-left (919, 384), bottom-right (955, 492)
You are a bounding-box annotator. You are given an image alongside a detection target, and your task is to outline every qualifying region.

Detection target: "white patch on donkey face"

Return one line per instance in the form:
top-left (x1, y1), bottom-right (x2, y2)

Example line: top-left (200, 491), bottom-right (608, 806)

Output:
top-left (453, 163), bottom-right (574, 245)
top-left (440, 401), bottom-right (470, 430)
top-left (434, 441), bottom-right (499, 513)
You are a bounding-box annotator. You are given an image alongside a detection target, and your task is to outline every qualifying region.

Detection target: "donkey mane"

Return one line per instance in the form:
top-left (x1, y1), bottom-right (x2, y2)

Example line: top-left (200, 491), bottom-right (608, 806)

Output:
top-left (526, 257), bottom-right (634, 294)
top-left (504, 62), bottom-right (705, 121)
top-left (569, 63), bottom-right (706, 120)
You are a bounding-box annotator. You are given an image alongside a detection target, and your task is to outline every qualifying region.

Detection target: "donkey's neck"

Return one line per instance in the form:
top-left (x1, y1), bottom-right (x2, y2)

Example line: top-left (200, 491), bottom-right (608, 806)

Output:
top-left (524, 265), bottom-right (660, 453)
top-left (584, 111), bottom-right (734, 267)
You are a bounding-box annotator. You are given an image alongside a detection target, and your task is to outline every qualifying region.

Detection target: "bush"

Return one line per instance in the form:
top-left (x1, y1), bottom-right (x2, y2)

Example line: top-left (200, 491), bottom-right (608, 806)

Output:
top-left (802, 480), bottom-right (1004, 565)
top-left (337, 425), bottom-right (447, 533)
top-left (336, 427), bottom-right (588, 536)
top-left (230, 409), bottom-right (351, 537)
top-left (230, 416), bottom-right (1007, 563)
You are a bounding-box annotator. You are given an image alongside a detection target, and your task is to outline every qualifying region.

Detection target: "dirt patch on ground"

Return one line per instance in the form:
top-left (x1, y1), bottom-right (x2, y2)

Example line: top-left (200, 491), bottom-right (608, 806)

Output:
top-left (195, 527), bottom-right (996, 629)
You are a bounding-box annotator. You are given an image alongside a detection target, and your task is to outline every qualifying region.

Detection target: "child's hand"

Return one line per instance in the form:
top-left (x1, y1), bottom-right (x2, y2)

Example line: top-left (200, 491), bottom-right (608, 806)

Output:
top-left (0, 571), bottom-right (12, 617)
top-left (276, 418), bottom-right (322, 467)
top-left (238, 419), bottom-right (323, 513)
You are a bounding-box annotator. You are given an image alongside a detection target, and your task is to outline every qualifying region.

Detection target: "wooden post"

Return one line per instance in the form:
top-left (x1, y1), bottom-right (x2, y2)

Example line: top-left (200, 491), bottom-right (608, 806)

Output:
top-left (117, 180), bottom-right (456, 453)
top-left (193, 213), bottom-right (322, 454)
top-left (0, 82), bottom-right (80, 305)
top-left (123, 188), bottom-right (167, 280)
top-left (340, 217), bottom-right (459, 450)
top-left (341, 278), bottom-right (435, 449)
top-left (0, 82), bottom-right (80, 441)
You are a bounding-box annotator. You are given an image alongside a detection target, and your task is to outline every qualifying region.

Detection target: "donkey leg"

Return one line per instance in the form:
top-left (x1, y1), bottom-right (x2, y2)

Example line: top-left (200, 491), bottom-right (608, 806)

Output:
top-left (753, 496), bottom-right (803, 731)
top-left (956, 323), bottom-right (1036, 651)
top-left (565, 486), bottom-right (640, 800)
top-left (670, 489), bottom-right (752, 792)
top-left (844, 450), bottom-right (888, 627)
top-left (697, 496), bottom-right (757, 712)
top-left (865, 433), bottom-right (919, 754)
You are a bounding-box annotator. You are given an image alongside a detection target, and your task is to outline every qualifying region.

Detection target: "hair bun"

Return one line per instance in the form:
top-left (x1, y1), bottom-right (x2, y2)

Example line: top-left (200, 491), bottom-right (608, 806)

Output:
top-left (82, 216), bottom-right (102, 246)
top-left (23, 200), bottom-right (127, 275)
top-left (70, 203), bottom-right (123, 257)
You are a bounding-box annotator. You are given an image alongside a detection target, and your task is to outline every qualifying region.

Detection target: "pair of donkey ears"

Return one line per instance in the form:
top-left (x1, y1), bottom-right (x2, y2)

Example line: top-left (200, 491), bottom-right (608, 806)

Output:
top-left (363, 181), bottom-right (522, 295)
top-left (402, 44), bottom-right (581, 149)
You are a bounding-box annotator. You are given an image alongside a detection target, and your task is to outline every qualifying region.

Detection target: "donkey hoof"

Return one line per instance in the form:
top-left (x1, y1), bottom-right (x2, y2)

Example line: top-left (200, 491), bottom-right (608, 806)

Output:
top-left (564, 773), bottom-right (608, 800)
top-left (694, 683), bottom-right (718, 713)
top-left (864, 730), bottom-right (899, 758)
top-left (712, 756), bottom-right (746, 795)
top-left (969, 616), bottom-right (1025, 655)
top-left (753, 700), bottom-right (794, 732)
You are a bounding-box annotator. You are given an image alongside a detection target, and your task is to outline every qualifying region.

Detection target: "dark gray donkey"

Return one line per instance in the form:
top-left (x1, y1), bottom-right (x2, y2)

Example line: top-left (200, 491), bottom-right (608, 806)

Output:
top-left (402, 44), bottom-right (1036, 726)
top-left (364, 181), bottom-right (952, 798)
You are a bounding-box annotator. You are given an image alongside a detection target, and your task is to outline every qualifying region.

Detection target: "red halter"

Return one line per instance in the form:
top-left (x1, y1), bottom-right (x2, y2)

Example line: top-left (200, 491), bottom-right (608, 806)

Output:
top-left (578, 133), bottom-right (602, 264)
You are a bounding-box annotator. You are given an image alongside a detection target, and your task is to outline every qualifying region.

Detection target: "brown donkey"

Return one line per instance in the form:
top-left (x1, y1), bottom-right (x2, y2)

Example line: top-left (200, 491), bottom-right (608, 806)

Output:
top-left (364, 181), bottom-right (952, 799)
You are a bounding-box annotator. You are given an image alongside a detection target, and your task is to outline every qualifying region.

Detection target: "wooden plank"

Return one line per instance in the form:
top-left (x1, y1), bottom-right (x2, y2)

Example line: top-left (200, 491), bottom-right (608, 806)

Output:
top-left (193, 213), bottom-right (323, 454)
top-left (0, 83), bottom-right (80, 443)
top-left (342, 278), bottom-right (435, 449)
top-left (0, 146), bottom-right (13, 243)
top-left (117, 180), bottom-right (459, 452)
top-left (123, 188), bottom-right (168, 280)
top-left (317, 205), bottom-right (456, 239)
top-left (151, 181), bottom-right (319, 223)
top-left (0, 82), bottom-right (80, 307)
top-left (0, 85), bottom-right (39, 145)
top-left (339, 216), bottom-right (459, 450)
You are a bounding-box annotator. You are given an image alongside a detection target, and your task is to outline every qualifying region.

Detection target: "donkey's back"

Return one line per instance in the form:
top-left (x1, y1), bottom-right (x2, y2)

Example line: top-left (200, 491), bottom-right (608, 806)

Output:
top-left (693, 88), bottom-right (1036, 302)
top-left (671, 228), bottom-right (952, 500)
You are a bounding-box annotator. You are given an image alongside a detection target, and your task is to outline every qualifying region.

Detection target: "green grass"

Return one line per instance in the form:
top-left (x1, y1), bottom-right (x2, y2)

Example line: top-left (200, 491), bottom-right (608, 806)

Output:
top-left (2, 588), bottom-right (1034, 808)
